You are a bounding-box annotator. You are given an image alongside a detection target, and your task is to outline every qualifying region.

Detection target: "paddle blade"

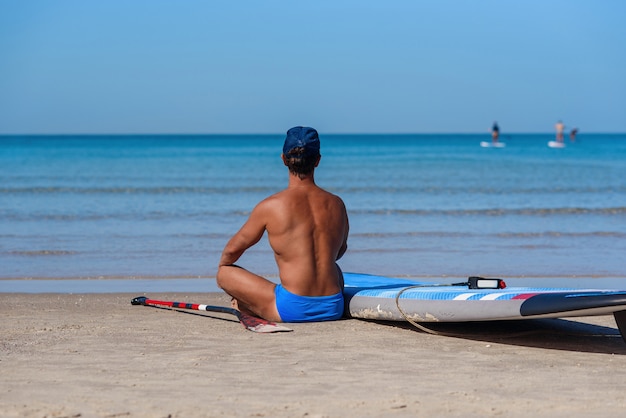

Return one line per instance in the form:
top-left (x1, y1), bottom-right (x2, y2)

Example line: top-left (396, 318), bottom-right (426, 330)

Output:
top-left (614, 310), bottom-right (626, 343)
top-left (238, 312), bottom-right (293, 333)
top-left (131, 296), bottom-right (148, 305)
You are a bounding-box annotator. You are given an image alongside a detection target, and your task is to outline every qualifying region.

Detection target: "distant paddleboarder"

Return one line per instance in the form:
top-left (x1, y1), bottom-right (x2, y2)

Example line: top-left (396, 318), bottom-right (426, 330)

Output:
top-left (481, 121), bottom-right (505, 148)
top-left (555, 120), bottom-right (565, 143)
top-left (491, 121), bottom-right (500, 144)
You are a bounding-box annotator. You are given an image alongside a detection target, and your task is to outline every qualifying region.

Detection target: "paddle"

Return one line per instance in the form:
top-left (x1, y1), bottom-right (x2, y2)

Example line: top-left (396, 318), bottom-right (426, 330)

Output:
top-left (614, 310), bottom-right (626, 343)
top-left (131, 296), bottom-right (292, 333)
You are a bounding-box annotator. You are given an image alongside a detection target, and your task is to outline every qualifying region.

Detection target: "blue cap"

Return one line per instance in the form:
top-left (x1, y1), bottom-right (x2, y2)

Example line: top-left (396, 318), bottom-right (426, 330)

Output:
top-left (283, 126), bottom-right (320, 157)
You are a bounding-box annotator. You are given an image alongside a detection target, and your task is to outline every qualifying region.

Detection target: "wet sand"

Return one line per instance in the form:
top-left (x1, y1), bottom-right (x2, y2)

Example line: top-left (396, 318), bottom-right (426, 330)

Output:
top-left (2, 292), bottom-right (625, 417)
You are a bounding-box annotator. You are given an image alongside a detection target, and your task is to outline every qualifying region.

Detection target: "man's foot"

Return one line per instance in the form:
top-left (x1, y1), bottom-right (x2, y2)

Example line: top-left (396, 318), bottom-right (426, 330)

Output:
top-left (238, 312), bottom-right (293, 333)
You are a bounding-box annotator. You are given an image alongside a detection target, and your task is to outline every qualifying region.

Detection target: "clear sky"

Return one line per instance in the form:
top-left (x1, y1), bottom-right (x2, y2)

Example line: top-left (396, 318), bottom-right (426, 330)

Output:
top-left (1, 0), bottom-right (624, 134)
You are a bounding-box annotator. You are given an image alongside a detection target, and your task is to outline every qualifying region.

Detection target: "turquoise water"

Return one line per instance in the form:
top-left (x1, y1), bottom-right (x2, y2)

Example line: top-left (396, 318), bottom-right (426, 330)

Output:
top-left (1, 134), bottom-right (625, 288)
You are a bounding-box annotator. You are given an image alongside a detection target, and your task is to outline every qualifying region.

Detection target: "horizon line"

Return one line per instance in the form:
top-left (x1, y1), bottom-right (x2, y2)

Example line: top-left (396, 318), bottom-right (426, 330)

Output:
top-left (2, 131), bottom-right (625, 137)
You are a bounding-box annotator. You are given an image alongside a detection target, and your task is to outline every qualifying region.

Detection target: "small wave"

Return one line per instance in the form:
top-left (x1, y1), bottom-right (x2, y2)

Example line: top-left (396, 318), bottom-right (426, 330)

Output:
top-left (497, 231), bottom-right (626, 238)
top-left (352, 231), bottom-right (474, 238)
top-left (0, 186), bottom-right (278, 195)
top-left (332, 185), bottom-right (626, 195)
top-left (352, 230), bottom-right (626, 239)
top-left (10, 250), bottom-right (77, 256)
top-left (0, 212), bottom-right (255, 222)
top-left (3, 206), bottom-right (624, 223)
top-left (351, 207), bottom-right (626, 216)
top-left (3, 184), bottom-right (626, 196)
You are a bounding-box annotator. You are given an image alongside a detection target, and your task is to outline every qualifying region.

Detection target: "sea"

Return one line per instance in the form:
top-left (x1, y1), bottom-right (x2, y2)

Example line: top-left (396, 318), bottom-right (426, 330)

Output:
top-left (1, 133), bottom-right (625, 293)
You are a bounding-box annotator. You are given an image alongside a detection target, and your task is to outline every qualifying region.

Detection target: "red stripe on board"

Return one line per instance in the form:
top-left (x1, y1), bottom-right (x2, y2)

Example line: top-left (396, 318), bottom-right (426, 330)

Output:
top-left (512, 293), bottom-right (539, 300)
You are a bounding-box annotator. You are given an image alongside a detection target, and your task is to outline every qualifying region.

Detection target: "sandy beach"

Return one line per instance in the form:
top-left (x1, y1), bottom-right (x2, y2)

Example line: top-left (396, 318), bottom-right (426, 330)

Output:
top-left (2, 292), bottom-right (625, 418)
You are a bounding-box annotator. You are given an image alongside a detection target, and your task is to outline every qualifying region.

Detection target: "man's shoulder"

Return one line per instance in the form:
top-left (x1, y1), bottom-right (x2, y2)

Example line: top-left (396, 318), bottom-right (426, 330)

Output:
top-left (312, 186), bottom-right (346, 205)
top-left (256, 191), bottom-right (284, 208)
top-left (265, 184), bottom-right (345, 204)
top-left (255, 189), bottom-right (296, 211)
top-left (318, 187), bottom-right (345, 202)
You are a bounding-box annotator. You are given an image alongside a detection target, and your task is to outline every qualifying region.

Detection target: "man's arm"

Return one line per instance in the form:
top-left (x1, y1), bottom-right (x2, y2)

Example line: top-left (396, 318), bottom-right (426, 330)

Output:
top-left (336, 203), bottom-right (349, 261)
top-left (337, 238), bottom-right (348, 261)
top-left (218, 203), bottom-right (267, 267)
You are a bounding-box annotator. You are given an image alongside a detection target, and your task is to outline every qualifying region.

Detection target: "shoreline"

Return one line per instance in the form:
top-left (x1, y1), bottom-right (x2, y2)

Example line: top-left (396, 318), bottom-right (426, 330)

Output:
top-left (2, 292), bottom-right (625, 417)
top-left (2, 275), bottom-right (626, 294)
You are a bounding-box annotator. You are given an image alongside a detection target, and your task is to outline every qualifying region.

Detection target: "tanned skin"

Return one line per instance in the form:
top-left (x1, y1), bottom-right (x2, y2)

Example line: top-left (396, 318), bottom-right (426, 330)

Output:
top-left (216, 154), bottom-right (349, 322)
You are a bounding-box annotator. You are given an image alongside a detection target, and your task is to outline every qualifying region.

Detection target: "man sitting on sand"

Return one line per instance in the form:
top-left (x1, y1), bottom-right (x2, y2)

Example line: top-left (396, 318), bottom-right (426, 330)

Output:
top-left (217, 126), bottom-right (349, 323)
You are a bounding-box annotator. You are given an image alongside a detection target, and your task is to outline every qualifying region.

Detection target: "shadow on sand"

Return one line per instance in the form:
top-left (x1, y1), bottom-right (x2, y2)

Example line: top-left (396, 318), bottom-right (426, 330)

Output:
top-left (372, 317), bottom-right (626, 355)
top-left (138, 302), bottom-right (626, 354)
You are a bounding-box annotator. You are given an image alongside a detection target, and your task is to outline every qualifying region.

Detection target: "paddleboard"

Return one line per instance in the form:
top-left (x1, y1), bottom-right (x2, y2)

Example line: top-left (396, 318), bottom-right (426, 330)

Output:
top-left (548, 141), bottom-right (566, 148)
top-left (480, 141), bottom-right (506, 148)
top-left (343, 272), bottom-right (626, 340)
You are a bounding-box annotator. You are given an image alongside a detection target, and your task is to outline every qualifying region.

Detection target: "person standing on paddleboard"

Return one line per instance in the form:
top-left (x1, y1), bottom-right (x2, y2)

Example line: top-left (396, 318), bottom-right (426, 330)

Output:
top-left (555, 120), bottom-right (565, 143)
top-left (491, 121), bottom-right (500, 144)
top-left (217, 126), bottom-right (349, 323)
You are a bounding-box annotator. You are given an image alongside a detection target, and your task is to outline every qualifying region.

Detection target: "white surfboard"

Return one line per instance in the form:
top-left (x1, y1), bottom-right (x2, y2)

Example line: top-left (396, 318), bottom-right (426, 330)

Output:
top-left (548, 141), bottom-right (566, 148)
top-left (343, 272), bottom-right (626, 342)
top-left (480, 141), bottom-right (506, 148)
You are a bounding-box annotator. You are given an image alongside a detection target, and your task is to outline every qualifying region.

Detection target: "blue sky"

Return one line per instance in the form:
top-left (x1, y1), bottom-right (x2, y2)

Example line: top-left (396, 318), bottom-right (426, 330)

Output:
top-left (1, 0), bottom-right (624, 134)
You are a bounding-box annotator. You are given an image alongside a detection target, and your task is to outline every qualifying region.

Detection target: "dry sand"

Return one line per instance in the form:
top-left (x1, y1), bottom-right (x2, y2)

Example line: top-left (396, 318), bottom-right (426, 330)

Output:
top-left (1, 292), bottom-right (625, 418)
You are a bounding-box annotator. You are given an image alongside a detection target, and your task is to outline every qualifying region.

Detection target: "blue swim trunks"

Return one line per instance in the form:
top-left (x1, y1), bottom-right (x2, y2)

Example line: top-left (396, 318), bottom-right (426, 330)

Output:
top-left (274, 284), bottom-right (344, 323)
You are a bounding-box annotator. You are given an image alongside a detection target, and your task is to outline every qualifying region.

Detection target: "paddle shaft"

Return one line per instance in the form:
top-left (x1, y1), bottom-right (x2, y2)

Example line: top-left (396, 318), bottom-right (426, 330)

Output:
top-left (131, 296), bottom-right (239, 316)
top-left (131, 296), bottom-right (293, 333)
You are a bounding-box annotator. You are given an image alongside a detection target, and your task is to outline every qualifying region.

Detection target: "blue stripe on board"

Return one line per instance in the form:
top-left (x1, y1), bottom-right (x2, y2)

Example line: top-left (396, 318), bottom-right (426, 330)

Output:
top-left (350, 288), bottom-right (626, 301)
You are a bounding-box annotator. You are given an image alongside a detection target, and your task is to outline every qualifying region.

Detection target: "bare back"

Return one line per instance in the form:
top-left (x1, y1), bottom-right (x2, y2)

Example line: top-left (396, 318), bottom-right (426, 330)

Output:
top-left (216, 128), bottom-right (348, 321)
top-left (261, 182), bottom-right (348, 296)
